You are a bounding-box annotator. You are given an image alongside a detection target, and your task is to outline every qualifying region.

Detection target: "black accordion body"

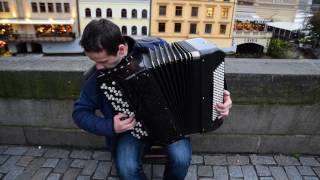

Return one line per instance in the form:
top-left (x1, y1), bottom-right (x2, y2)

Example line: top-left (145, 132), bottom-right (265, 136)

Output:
top-left (97, 38), bottom-right (225, 145)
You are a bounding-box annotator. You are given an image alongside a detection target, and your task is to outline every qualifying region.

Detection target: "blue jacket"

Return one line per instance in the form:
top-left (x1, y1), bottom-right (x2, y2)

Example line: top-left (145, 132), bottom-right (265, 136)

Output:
top-left (72, 36), bottom-right (166, 151)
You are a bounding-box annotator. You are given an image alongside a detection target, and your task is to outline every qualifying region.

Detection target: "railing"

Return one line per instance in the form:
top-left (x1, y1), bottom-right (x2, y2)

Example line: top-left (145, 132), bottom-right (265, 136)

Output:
top-left (7, 33), bottom-right (76, 42)
top-left (233, 30), bottom-right (273, 38)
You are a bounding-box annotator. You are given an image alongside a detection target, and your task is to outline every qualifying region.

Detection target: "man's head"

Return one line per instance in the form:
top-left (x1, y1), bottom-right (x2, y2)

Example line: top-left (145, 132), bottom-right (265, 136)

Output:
top-left (80, 19), bottom-right (127, 70)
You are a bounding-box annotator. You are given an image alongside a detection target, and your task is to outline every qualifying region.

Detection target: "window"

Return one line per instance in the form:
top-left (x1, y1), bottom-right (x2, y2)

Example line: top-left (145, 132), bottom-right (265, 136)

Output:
top-left (132, 26), bottom-right (137, 35)
top-left (96, 8), bottom-right (101, 17)
top-left (56, 3), bottom-right (62, 13)
top-left (39, 2), bottom-right (46, 12)
top-left (207, 7), bottom-right (214, 17)
top-left (122, 26), bottom-right (127, 35)
top-left (159, 5), bottom-right (166, 16)
top-left (2, 1), bottom-right (9, 12)
top-left (132, 9), bottom-right (137, 18)
top-left (191, 7), bottom-right (198, 17)
top-left (221, 8), bottom-right (228, 18)
top-left (205, 24), bottom-right (212, 34)
top-left (158, 23), bottom-right (166, 32)
top-left (85, 8), bottom-right (91, 17)
top-left (142, 9), bottom-right (147, 18)
top-left (142, 26), bottom-right (147, 35)
top-left (121, 9), bottom-right (127, 18)
top-left (31, 2), bottom-right (38, 13)
top-left (175, 6), bottom-right (182, 16)
top-left (174, 23), bottom-right (181, 33)
top-left (190, 23), bottom-right (197, 34)
top-left (48, 3), bottom-right (54, 12)
top-left (220, 24), bottom-right (226, 34)
top-left (107, 8), bottom-right (112, 17)
top-left (64, 3), bottom-right (70, 13)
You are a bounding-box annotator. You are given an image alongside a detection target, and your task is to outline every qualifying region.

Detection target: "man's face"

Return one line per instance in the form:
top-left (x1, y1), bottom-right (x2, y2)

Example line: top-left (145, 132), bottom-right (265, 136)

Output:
top-left (86, 50), bottom-right (122, 70)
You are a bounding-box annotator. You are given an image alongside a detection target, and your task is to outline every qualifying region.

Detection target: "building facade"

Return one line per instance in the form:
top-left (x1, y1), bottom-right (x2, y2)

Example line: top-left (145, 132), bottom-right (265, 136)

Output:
top-left (78, 0), bottom-right (150, 37)
top-left (0, 0), bottom-right (80, 54)
top-left (150, 0), bottom-right (237, 49)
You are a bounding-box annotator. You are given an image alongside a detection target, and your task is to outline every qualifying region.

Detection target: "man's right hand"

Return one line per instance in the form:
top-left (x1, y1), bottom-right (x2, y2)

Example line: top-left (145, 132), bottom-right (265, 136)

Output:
top-left (113, 113), bottom-right (136, 133)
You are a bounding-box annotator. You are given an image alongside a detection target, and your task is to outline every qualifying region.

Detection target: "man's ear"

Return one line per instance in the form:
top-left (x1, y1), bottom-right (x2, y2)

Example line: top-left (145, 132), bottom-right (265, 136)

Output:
top-left (118, 44), bottom-right (126, 56)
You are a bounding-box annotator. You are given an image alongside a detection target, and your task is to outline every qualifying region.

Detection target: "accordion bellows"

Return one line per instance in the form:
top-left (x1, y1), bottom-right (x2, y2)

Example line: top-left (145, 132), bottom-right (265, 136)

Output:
top-left (97, 38), bottom-right (225, 145)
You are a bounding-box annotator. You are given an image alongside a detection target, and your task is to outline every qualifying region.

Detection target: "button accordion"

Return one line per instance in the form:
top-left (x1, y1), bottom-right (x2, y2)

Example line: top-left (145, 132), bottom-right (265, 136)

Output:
top-left (96, 38), bottom-right (225, 145)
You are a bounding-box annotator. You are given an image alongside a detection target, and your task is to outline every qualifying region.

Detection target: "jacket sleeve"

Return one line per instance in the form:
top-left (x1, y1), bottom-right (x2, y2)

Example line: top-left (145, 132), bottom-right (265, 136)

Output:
top-left (72, 79), bottom-right (115, 137)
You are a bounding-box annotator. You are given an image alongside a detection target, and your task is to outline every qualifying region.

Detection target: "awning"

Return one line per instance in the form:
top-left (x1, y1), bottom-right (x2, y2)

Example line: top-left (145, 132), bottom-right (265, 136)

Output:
top-left (235, 12), bottom-right (270, 23)
top-left (266, 22), bottom-right (303, 31)
top-left (0, 18), bottom-right (74, 25)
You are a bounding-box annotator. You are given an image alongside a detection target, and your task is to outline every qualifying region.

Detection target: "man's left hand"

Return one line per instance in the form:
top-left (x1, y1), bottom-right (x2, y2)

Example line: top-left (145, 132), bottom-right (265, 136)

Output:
top-left (215, 90), bottom-right (232, 119)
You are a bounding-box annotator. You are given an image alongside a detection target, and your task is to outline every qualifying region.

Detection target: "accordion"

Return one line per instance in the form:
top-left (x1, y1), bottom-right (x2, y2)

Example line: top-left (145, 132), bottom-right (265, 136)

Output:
top-left (96, 38), bottom-right (225, 145)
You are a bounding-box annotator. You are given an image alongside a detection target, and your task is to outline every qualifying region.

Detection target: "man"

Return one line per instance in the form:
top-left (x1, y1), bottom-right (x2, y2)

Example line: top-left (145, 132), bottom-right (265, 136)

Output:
top-left (73, 19), bottom-right (232, 180)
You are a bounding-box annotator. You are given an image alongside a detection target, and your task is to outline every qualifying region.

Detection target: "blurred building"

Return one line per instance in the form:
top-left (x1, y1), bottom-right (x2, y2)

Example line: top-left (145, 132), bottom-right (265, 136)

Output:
top-left (150, 0), bottom-right (237, 50)
top-left (78, 0), bottom-right (150, 37)
top-left (0, 0), bottom-right (81, 54)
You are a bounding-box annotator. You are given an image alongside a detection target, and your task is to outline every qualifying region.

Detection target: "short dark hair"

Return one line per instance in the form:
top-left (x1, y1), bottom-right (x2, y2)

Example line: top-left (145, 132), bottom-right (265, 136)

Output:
top-left (80, 19), bottom-right (125, 55)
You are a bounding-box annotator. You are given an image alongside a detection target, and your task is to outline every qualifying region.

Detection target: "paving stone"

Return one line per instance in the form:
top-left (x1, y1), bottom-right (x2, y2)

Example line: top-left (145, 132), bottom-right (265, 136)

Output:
top-left (284, 166), bottom-right (303, 180)
top-left (269, 166), bottom-right (289, 180)
top-left (16, 170), bottom-right (36, 180)
top-left (25, 147), bottom-right (46, 157)
top-left (249, 155), bottom-right (276, 165)
top-left (143, 164), bottom-right (151, 180)
top-left (46, 173), bottom-right (62, 180)
top-left (299, 157), bottom-right (320, 166)
top-left (0, 146), bottom-right (8, 154)
top-left (30, 168), bottom-right (52, 180)
top-left (92, 151), bottom-right (111, 161)
top-left (0, 155), bottom-right (10, 165)
top-left (81, 160), bottom-right (98, 176)
top-left (153, 164), bottom-right (165, 178)
top-left (185, 165), bottom-right (197, 180)
top-left (274, 154), bottom-right (300, 166)
top-left (227, 155), bottom-right (249, 165)
top-left (76, 175), bottom-right (90, 180)
top-left (92, 161), bottom-right (111, 179)
top-left (3, 147), bottom-right (28, 156)
top-left (62, 168), bottom-right (81, 180)
top-left (70, 159), bottom-right (87, 168)
top-left (3, 166), bottom-right (24, 180)
top-left (198, 165), bottom-right (213, 177)
top-left (303, 177), bottom-right (319, 180)
top-left (191, 155), bottom-right (203, 165)
top-left (204, 155), bottom-right (228, 165)
top-left (70, 150), bottom-right (92, 160)
top-left (199, 178), bottom-right (214, 180)
top-left (25, 158), bottom-right (46, 171)
top-left (42, 159), bottom-right (59, 168)
top-left (297, 166), bottom-right (316, 176)
top-left (44, 149), bottom-right (70, 159)
top-left (0, 156), bottom-right (22, 173)
top-left (255, 165), bottom-right (271, 176)
top-left (260, 177), bottom-right (274, 180)
top-left (16, 156), bottom-right (34, 167)
top-left (230, 178), bottom-right (244, 180)
top-left (241, 165), bottom-right (258, 180)
top-left (312, 167), bottom-right (320, 177)
top-left (53, 159), bottom-right (72, 174)
top-left (213, 166), bottom-right (228, 180)
top-left (229, 165), bottom-right (243, 178)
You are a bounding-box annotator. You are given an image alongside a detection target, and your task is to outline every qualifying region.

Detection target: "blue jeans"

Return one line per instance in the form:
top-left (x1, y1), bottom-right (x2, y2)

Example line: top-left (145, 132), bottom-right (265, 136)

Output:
top-left (114, 132), bottom-right (192, 180)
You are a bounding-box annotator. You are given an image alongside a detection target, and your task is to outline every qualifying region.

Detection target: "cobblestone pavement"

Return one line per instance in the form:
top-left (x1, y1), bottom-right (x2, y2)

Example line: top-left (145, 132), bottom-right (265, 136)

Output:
top-left (1, 145), bottom-right (320, 180)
